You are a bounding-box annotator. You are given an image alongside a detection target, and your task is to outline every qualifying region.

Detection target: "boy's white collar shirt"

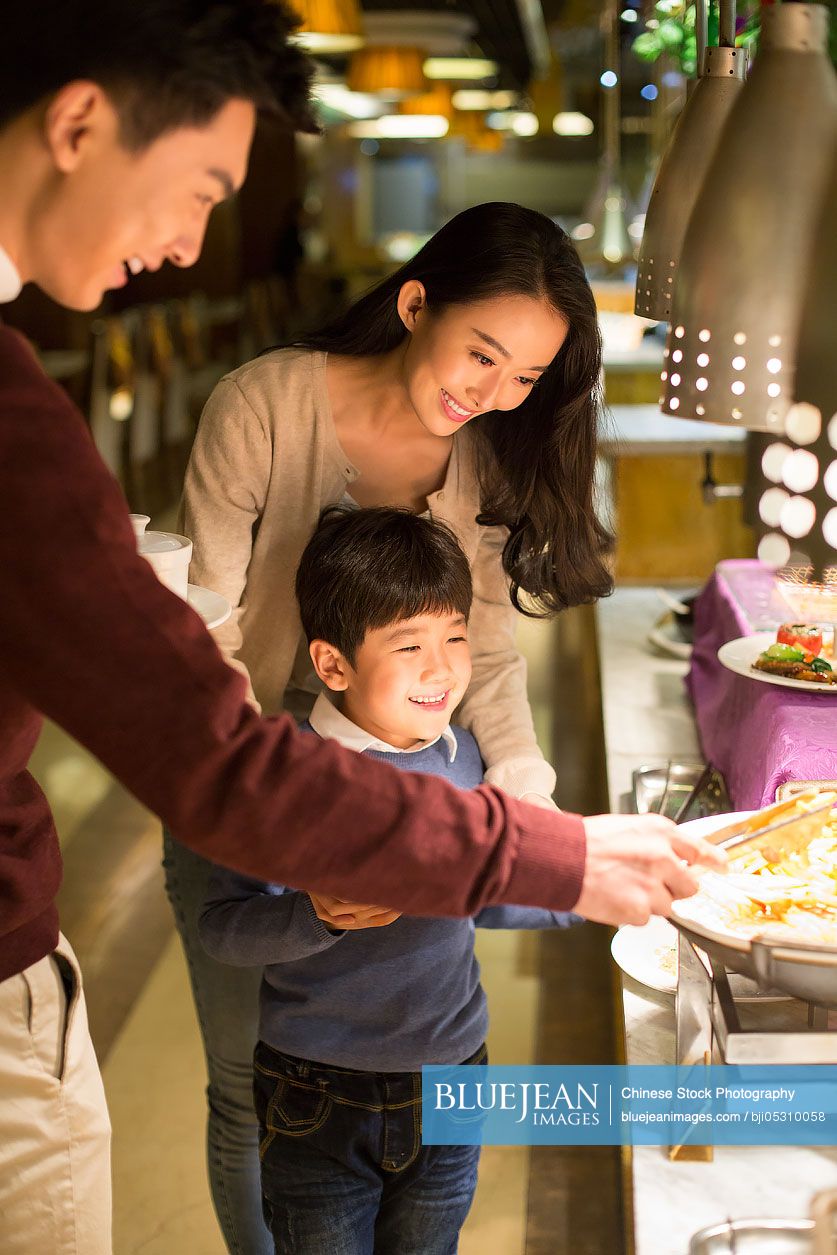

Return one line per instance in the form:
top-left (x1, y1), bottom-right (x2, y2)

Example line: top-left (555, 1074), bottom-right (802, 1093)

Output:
top-left (0, 246), bottom-right (22, 303)
top-left (308, 691), bottom-right (458, 761)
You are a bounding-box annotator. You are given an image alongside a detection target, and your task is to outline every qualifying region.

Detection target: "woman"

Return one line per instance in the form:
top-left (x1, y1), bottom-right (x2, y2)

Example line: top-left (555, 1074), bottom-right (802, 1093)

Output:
top-left (169, 201), bottom-right (612, 1254)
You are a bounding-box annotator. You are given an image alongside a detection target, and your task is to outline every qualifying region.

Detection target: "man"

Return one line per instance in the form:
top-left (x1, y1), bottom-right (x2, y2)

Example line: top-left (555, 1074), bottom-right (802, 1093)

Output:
top-left (0, 3), bottom-right (721, 1251)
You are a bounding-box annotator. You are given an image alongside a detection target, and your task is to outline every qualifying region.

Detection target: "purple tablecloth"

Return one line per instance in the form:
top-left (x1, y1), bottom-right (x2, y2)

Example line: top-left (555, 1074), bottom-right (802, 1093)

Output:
top-left (686, 559), bottom-right (837, 808)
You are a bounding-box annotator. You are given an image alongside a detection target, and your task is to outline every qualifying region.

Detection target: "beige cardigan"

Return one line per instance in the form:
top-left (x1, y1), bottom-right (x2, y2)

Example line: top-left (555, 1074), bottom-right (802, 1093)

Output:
top-left (180, 348), bottom-right (556, 803)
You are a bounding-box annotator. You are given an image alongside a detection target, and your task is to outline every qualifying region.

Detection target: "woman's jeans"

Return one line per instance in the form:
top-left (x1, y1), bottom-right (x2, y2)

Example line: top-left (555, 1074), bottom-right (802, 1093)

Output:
top-left (162, 830), bottom-right (272, 1255)
top-left (253, 1043), bottom-right (484, 1255)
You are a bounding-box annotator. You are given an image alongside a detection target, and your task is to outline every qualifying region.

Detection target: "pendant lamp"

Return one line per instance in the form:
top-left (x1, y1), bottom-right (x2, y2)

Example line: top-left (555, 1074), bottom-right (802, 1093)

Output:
top-left (661, 2), bottom-right (837, 430)
top-left (347, 46), bottom-right (427, 100)
top-left (291, 0), bottom-right (364, 53)
top-left (400, 82), bottom-right (454, 121)
top-left (634, 0), bottom-right (746, 321)
top-left (574, 0), bottom-right (632, 273)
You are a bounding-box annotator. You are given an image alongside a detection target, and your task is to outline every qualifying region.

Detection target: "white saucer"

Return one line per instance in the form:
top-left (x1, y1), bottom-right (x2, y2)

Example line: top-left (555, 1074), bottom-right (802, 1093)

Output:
top-left (718, 632), bottom-right (837, 694)
top-left (187, 584), bottom-right (231, 630)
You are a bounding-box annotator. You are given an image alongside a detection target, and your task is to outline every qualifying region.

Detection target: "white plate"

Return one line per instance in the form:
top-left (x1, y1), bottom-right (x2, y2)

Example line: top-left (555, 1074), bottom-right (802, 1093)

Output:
top-left (718, 632), bottom-right (837, 694)
top-left (647, 611), bottom-right (692, 661)
top-left (611, 917), bottom-right (680, 993)
top-left (187, 584), bottom-right (231, 630)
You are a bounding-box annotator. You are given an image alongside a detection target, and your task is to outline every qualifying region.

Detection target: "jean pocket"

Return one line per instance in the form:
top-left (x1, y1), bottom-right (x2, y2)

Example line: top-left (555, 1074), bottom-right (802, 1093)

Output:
top-left (266, 1076), bottom-right (331, 1138)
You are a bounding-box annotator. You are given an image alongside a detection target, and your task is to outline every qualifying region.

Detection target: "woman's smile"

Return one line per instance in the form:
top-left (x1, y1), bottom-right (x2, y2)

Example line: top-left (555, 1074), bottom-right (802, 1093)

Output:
top-left (439, 387), bottom-right (475, 425)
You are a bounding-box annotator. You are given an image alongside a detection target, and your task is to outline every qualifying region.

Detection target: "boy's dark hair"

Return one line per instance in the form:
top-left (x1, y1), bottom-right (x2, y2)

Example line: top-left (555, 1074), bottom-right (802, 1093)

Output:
top-left (295, 508), bottom-right (473, 665)
top-left (1, 0), bottom-right (317, 146)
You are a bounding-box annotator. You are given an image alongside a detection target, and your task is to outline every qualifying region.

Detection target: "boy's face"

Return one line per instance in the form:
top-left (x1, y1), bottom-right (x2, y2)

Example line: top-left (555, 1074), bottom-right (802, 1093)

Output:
top-left (26, 85), bottom-right (255, 310)
top-left (327, 611), bottom-right (472, 751)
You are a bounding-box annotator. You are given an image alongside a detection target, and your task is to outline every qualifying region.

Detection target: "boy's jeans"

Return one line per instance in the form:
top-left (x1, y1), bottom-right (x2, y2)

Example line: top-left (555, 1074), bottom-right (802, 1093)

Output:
top-left (253, 1042), bottom-right (485, 1255)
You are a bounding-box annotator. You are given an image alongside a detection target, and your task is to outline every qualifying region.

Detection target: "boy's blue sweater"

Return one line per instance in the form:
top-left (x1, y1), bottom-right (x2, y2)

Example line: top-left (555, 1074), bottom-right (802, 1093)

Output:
top-left (199, 725), bottom-right (579, 1071)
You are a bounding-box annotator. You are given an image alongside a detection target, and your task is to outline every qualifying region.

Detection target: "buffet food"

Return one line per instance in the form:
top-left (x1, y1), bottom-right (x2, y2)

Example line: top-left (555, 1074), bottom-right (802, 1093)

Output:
top-left (752, 623), bottom-right (836, 684)
top-left (688, 793), bottom-right (837, 946)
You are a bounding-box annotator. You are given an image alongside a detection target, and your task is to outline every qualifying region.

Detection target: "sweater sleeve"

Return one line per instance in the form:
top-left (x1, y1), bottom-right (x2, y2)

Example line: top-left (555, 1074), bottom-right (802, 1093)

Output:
top-left (199, 867), bottom-right (344, 965)
top-left (456, 523), bottom-right (557, 804)
top-left (178, 376), bottom-right (272, 711)
top-left (473, 906), bottom-right (583, 930)
top-left (0, 330), bottom-right (586, 920)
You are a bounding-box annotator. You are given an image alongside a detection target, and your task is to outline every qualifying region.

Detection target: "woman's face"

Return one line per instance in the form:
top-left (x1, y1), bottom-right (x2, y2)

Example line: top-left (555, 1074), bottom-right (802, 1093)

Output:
top-left (399, 290), bottom-right (570, 437)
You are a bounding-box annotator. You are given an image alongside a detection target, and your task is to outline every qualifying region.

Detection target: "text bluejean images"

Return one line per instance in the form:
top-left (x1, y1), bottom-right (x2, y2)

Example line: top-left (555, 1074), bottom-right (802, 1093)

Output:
top-left (421, 1065), bottom-right (837, 1147)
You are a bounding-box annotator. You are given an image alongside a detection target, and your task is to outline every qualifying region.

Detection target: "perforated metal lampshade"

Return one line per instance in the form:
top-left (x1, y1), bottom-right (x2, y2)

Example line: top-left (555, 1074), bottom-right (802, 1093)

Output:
top-left (661, 3), bottom-right (837, 431)
top-left (634, 44), bottom-right (746, 321)
top-left (756, 141), bottom-right (837, 584)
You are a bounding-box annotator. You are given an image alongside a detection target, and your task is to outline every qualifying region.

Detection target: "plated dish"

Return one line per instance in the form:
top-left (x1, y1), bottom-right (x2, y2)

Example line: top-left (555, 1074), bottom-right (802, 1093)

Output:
top-left (718, 633), bottom-right (837, 693)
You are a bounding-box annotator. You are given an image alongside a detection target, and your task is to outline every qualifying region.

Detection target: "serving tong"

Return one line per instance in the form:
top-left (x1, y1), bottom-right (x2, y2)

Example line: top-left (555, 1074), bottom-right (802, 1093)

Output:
top-left (698, 790), bottom-right (836, 909)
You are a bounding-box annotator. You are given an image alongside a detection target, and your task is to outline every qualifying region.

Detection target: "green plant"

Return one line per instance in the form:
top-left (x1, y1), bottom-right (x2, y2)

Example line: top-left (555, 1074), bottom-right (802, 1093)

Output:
top-left (631, 1), bottom-right (836, 77)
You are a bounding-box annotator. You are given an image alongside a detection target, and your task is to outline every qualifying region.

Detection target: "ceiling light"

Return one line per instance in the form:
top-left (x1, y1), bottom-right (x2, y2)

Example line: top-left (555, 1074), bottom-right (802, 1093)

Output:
top-left (349, 114), bottom-right (450, 139)
top-left (487, 109), bottom-right (537, 135)
top-left (347, 46), bottom-right (427, 99)
top-left (553, 111), bottom-right (594, 137)
top-left (423, 57), bottom-right (499, 80)
top-left (290, 0), bottom-right (364, 53)
top-left (600, 70), bottom-right (618, 88)
top-left (662, 2), bottom-right (837, 430)
top-left (312, 83), bottom-right (387, 120)
top-left (401, 83), bottom-right (453, 121)
top-left (452, 89), bottom-right (517, 111)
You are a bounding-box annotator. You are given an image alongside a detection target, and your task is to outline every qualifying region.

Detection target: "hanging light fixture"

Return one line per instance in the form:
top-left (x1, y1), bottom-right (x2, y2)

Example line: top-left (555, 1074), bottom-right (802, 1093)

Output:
top-left (400, 82), bottom-right (454, 121)
top-left (290, 0), bottom-right (364, 53)
top-left (574, 0), bottom-right (632, 273)
top-left (527, 54), bottom-right (566, 136)
top-left (347, 46), bottom-right (427, 99)
top-left (424, 57), bottom-right (499, 80)
top-left (348, 113), bottom-right (449, 139)
top-left (758, 140), bottom-right (837, 600)
top-left (661, 2), bottom-right (837, 430)
top-left (634, 0), bottom-right (746, 321)
top-left (448, 109), bottom-right (504, 152)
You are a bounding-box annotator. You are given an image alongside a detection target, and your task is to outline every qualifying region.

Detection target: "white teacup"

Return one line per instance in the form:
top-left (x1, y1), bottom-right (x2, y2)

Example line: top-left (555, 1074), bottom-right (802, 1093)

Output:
top-left (130, 514), bottom-right (192, 599)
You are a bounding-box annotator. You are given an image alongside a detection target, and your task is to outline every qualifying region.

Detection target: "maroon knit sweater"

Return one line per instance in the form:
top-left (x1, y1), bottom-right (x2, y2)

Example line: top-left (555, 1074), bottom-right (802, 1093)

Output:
top-left (0, 326), bottom-right (586, 982)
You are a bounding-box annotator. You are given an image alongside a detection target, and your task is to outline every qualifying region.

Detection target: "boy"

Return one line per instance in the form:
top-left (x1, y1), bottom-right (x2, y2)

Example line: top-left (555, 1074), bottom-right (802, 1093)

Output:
top-left (199, 508), bottom-right (582, 1254)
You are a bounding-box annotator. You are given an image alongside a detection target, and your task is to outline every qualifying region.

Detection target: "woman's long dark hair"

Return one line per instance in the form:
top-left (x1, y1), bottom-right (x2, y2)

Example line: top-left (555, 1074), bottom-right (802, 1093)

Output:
top-left (294, 202), bottom-right (613, 616)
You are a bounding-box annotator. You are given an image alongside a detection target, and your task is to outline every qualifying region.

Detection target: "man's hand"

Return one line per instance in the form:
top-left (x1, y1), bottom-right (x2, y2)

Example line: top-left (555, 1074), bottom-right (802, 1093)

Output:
top-left (575, 813), bottom-right (727, 927)
top-left (309, 892), bottom-right (402, 931)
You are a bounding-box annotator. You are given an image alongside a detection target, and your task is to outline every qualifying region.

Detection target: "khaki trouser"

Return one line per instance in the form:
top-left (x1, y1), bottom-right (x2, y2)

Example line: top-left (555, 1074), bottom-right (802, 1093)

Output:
top-left (0, 933), bottom-right (112, 1254)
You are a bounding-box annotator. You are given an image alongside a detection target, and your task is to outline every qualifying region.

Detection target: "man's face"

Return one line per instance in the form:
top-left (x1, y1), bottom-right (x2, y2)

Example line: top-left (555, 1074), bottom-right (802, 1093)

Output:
top-left (340, 610), bottom-right (473, 751)
top-left (29, 92), bottom-right (255, 310)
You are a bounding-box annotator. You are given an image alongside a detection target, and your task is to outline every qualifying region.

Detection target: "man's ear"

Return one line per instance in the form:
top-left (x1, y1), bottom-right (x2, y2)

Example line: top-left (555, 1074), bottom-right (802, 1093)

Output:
top-left (396, 279), bottom-right (427, 333)
top-left (43, 81), bottom-right (117, 174)
top-left (309, 640), bottom-right (351, 691)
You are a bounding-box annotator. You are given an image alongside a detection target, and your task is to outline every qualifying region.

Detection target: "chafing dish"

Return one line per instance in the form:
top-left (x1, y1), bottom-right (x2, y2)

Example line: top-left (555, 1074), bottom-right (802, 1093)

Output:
top-left (688, 1190), bottom-right (837, 1255)
top-left (671, 799), bottom-right (837, 1007)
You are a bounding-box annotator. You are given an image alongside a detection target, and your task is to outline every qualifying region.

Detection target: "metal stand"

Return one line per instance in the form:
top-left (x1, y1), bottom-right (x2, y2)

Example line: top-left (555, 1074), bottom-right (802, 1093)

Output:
top-left (676, 936), bottom-right (837, 1065)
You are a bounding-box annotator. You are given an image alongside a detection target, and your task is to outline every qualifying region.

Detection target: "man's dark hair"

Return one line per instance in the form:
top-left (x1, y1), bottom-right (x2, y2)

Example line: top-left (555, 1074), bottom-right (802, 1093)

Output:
top-left (295, 507), bottom-right (473, 665)
top-left (1, 0), bottom-right (317, 146)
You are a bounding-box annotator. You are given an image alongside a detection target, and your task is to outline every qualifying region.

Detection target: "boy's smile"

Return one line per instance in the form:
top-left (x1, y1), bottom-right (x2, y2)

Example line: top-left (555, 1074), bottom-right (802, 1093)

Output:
top-left (317, 610), bottom-right (472, 751)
